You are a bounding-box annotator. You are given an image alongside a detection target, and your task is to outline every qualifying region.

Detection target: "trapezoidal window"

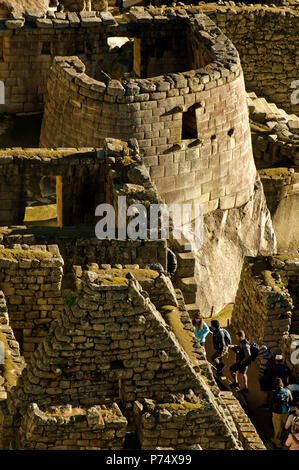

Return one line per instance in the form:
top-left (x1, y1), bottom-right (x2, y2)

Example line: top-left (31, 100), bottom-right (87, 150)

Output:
top-left (23, 175), bottom-right (62, 228)
top-left (182, 104), bottom-right (198, 140)
top-left (41, 41), bottom-right (52, 55)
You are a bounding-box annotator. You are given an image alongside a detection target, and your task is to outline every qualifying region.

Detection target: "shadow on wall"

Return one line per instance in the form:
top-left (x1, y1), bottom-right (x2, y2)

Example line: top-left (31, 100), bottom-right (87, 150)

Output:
top-left (0, 114), bottom-right (42, 149)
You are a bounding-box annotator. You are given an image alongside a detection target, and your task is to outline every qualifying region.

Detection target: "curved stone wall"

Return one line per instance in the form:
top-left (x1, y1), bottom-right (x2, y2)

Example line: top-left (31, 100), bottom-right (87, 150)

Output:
top-left (40, 10), bottom-right (256, 215)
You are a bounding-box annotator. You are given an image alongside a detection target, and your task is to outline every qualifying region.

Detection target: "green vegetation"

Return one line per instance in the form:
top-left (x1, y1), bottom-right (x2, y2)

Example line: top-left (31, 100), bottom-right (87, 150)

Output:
top-left (156, 401), bottom-right (202, 413)
top-left (63, 294), bottom-right (77, 307)
top-left (94, 268), bottom-right (159, 282)
top-left (0, 149), bottom-right (82, 160)
top-left (206, 304), bottom-right (234, 328)
top-left (0, 248), bottom-right (53, 261)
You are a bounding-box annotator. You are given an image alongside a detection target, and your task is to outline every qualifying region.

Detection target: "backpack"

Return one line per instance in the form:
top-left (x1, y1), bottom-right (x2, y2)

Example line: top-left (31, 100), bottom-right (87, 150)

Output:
top-left (272, 388), bottom-right (290, 414)
top-left (217, 328), bottom-right (231, 346)
top-left (291, 416), bottom-right (299, 434)
top-left (250, 342), bottom-right (260, 362)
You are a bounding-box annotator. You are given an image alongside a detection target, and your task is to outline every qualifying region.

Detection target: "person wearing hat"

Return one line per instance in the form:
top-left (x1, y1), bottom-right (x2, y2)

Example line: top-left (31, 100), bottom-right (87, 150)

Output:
top-left (270, 355), bottom-right (291, 388)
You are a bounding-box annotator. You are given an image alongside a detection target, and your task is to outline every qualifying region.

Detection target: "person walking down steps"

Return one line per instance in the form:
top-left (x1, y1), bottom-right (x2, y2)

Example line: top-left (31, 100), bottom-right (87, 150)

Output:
top-left (210, 320), bottom-right (231, 377)
top-left (285, 416), bottom-right (299, 450)
top-left (192, 311), bottom-right (210, 357)
top-left (229, 330), bottom-right (252, 393)
top-left (269, 377), bottom-right (293, 448)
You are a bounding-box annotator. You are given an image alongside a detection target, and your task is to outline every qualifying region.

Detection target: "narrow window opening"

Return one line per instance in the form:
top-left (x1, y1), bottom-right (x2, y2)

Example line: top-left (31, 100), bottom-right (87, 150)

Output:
top-left (182, 104), bottom-right (198, 140)
top-left (41, 41), bottom-right (52, 56)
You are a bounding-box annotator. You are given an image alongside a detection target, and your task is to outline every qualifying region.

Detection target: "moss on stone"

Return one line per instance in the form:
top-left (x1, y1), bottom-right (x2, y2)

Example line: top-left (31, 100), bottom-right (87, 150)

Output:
top-left (156, 401), bottom-right (202, 413)
top-left (0, 149), bottom-right (85, 159)
top-left (0, 248), bottom-right (53, 261)
top-left (94, 268), bottom-right (159, 282)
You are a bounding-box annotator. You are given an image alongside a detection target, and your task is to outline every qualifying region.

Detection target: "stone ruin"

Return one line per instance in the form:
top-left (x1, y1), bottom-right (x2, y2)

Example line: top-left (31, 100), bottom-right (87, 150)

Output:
top-left (0, 0), bottom-right (297, 451)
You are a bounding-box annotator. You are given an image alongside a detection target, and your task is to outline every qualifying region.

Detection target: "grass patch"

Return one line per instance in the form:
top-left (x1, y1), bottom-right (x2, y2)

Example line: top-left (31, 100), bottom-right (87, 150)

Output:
top-left (206, 304), bottom-right (234, 328)
top-left (259, 167), bottom-right (292, 179)
top-left (0, 248), bottom-right (53, 261)
top-left (156, 401), bottom-right (202, 413)
top-left (94, 268), bottom-right (159, 282)
top-left (0, 150), bottom-right (84, 160)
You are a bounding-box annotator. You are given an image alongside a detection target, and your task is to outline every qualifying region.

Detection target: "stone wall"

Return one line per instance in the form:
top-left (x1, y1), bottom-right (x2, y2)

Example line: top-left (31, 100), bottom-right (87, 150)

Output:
top-left (207, 5), bottom-right (299, 115)
top-left (1, 269), bottom-right (244, 449)
top-left (217, 391), bottom-right (266, 450)
top-left (0, 245), bottom-right (63, 359)
top-left (16, 402), bottom-right (127, 450)
top-left (0, 228), bottom-right (168, 274)
top-left (231, 256), bottom-right (294, 355)
top-left (39, 9), bottom-right (256, 216)
top-left (0, 149), bottom-right (105, 227)
top-left (0, 290), bottom-right (24, 399)
top-left (258, 168), bottom-right (299, 251)
top-left (0, 11), bottom-right (114, 113)
top-left (133, 398), bottom-right (241, 450)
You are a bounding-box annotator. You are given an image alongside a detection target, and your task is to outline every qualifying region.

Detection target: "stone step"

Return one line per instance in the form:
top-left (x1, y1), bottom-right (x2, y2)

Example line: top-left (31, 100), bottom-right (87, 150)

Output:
top-left (267, 102), bottom-right (280, 115)
top-left (259, 97), bottom-right (278, 117)
top-left (248, 98), bottom-right (267, 123)
top-left (176, 252), bottom-right (196, 278)
top-left (177, 277), bottom-right (198, 304)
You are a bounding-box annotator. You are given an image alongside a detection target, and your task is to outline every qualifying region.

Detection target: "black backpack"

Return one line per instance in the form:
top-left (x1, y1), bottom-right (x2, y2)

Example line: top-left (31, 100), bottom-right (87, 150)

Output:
top-left (250, 342), bottom-right (260, 362)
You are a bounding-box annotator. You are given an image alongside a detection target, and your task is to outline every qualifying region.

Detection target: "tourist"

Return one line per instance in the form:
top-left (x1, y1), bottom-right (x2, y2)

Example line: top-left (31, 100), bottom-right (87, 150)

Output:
top-left (192, 311), bottom-right (210, 356)
top-left (57, 3), bottom-right (65, 12)
top-left (269, 377), bottom-right (293, 447)
top-left (210, 319), bottom-right (231, 377)
top-left (287, 383), bottom-right (299, 411)
top-left (229, 330), bottom-right (251, 393)
top-left (285, 417), bottom-right (299, 451)
top-left (167, 248), bottom-right (177, 278)
top-left (270, 355), bottom-right (291, 388)
top-left (258, 345), bottom-right (276, 408)
top-left (285, 401), bottom-right (299, 433)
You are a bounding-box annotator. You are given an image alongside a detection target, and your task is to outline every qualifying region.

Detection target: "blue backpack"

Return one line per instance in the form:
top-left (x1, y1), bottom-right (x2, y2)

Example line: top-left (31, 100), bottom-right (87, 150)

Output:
top-left (272, 388), bottom-right (290, 414)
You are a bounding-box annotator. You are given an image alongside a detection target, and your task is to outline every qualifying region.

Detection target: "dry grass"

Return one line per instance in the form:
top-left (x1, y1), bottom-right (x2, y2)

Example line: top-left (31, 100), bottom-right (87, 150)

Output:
top-left (0, 248), bottom-right (53, 261)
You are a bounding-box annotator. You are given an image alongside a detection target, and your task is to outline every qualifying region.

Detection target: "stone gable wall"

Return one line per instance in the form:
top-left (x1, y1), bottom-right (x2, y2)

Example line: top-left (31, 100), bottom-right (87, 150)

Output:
top-left (0, 245), bottom-right (64, 359)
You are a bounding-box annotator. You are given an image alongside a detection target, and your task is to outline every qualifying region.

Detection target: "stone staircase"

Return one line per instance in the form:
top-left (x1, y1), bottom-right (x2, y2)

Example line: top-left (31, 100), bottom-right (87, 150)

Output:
top-left (172, 246), bottom-right (199, 316)
top-left (247, 91), bottom-right (299, 136)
